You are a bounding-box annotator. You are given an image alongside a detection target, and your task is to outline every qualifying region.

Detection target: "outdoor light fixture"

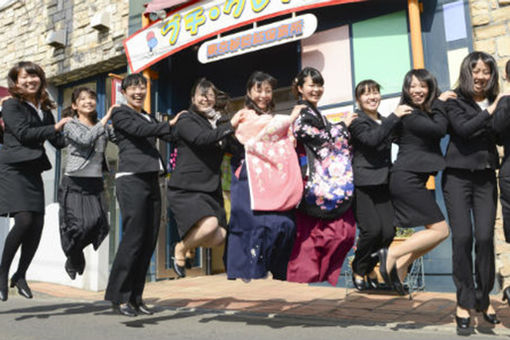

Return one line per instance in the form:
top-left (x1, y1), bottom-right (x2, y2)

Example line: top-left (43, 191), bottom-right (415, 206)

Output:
top-left (91, 10), bottom-right (111, 31)
top-left (149, 10), bottom-right (167, 21)
top-left (46, 29), bottom-right (66, 48)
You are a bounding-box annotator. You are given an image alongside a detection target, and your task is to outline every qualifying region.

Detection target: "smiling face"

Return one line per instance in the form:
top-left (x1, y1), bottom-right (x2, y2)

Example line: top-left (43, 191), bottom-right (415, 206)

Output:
top-left (298, 76), bottom-right (324, 107)
top-left (409, 75), bottom-right (429, 107)
top-left (16, 68), bottom-right (41, 99)
top-left (122, 83), bottom-right (147, 112)
top-left (247, 81), bottom-right (273, 112)
top-left (72, 90), bottom-right (97, 119)
top-left (192, 87), bottom-right (216, 113)
top-left (472, 59), bottom-right (491, 98)
top-left (357, 86), bottom-right (381, 114)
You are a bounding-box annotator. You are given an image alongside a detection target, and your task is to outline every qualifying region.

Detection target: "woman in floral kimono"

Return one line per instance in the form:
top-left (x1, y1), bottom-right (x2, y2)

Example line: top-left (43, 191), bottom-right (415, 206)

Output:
top-left (286, 67), bottom-right (357, 286)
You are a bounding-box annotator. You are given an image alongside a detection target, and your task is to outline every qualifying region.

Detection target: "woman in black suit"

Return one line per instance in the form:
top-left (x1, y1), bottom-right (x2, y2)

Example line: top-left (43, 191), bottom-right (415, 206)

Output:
top-left (349, 80), bottom-right (410, 290)
top-left (167, 78), bottom-right (243, 277)
top-left (105, 73), bottom-right (179, 317)
top-left (442, 52), bottom-right (505, 328)
top-left (494, 60), bottom-right (510, 304)
top-left (0, 61), bottom-right (70, 301)
top-left (374, 69), bottom-right (452, 296)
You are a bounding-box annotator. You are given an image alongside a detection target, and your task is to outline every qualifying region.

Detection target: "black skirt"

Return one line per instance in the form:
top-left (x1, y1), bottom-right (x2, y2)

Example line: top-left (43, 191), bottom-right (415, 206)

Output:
top-left (0, 161), bottom-right (45, 216)
top-left (58, 176), bottom-right (110, 256)
top-left (389, 170), bottom-right (444, 228)
top-left (167, 186), bottom-right (227, 238)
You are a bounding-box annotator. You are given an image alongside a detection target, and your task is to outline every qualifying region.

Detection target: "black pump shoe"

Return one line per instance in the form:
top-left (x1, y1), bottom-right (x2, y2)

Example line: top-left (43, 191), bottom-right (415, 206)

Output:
top-left (455, 315), bottom-right (470, 330)
top-left (475, 306), bottom-right (501, 324)
top-left (476, 309), bottom-right (500, 324)
top-left (390, 265), bottom-right (407, 296)
top-left (132, 301), bottom-right (154, 315)
top-left (366, 275), bottom-right (379, 289)
top-left (65, 259), bottom-right (77, 280)
top-left (10, 276), bottom-right (32, 299)
top-left (351, 272), bottom-right (366, 291)
top-left (113, 303), bottom-right (137, 317)
top-left (371, 248), bottom-right (391, 287)
top-left (503, 286), bottom-right (510, 306)
top-left (170, 243), bottom-right (186, 278)
top-left (0, 272), bottom-right (7, 302)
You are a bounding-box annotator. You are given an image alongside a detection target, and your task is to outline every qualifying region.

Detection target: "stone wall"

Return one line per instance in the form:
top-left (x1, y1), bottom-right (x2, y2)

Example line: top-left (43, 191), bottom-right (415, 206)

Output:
top-left (470, 0), bottom-right (510, 80)
top-left (0, 0), bottom-right (129, 87)
top-left (469, 0), bottom-right (510, 288)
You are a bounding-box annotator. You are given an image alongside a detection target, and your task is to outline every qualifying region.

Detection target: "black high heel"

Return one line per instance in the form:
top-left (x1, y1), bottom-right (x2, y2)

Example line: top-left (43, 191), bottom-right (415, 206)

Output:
top-left (170, 243), bottom-right (186, 278)
top-left (0, 271), bottom-right (7, 302)
top-left (371, 248), bottom-right (391, 287)
top-left (503, 286), bottom-right (510, 306)
top-left (10, 275), bottom-right (32, 299)
top-left (390, 265), bottom-right (407, 295)
top-left (366, 275), bottom-right (379, 289)
top-left (455, 315), bottom-right (470, 330)
top-left (351, 272), bottom-right (366, 291)
top-left (65, 258), bottom-right (77, 280)
top-left (475, 307), bottom-right (500, 324)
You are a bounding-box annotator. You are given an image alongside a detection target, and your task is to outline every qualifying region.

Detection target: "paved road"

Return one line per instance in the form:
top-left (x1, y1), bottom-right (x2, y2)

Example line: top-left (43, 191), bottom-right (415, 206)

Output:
top-left (0, 295), bottom-right (504, 340)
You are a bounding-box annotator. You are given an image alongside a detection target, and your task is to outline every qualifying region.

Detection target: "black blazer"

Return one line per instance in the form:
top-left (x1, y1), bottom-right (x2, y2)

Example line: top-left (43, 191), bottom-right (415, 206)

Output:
top-left (349, 109), bottom-right (400, 186)
top-left (392, 100), bottom-right (448, 173)
top-left (444, 92), bottom-right (499, 170)
top-left (492, 96), bottom-right (510, 176)
top-left (168, 110), bottom-right (234, 193)
top-left (112, 104), bottom-right (173, 173)
top-left (0, 98), bottom-right (65, 170)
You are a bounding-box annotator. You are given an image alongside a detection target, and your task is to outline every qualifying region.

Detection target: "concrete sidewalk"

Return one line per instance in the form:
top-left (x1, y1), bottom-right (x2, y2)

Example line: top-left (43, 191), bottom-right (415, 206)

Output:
top-left (29, 274), bottom-right (510, 335)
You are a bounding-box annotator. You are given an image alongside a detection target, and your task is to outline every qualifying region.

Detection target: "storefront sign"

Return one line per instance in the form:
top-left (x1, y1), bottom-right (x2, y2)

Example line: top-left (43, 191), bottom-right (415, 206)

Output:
top-left (198, 14), bottom-right (316, 63)
top-left (124, 0), bottom-right (366, 72)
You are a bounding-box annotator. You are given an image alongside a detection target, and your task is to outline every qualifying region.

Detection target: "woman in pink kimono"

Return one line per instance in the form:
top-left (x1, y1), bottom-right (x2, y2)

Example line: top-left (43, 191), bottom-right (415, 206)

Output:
top-left (287, 67), bottom-right (357, 286)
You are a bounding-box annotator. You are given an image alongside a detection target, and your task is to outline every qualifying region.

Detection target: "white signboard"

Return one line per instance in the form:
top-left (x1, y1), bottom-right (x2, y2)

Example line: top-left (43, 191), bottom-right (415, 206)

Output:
top-left (124, 0), bottom-right (366, 72)
top-left (198, 14), bottom-right (317, 63)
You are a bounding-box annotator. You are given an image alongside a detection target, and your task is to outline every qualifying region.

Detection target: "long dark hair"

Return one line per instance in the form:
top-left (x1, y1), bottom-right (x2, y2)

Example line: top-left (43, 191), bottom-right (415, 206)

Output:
top-left (456, 51), bottom-right (499, 103)
top-left (189, 77), bottom-right (230, 114)
top-left (245, 71), bottom-right (277, 114)
top-left (7, 61), bottom-right (56, 111)
top-left (400, 69), bottom-right (439, 113)
top-left (291, 67), bottom-right (324, 99)
top-left (62, 87), bottom-right (98, 122)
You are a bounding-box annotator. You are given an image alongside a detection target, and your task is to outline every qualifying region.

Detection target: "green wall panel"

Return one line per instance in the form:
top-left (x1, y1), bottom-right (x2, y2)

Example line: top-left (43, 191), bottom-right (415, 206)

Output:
top-left (352, 10), bottom-right (411, 95)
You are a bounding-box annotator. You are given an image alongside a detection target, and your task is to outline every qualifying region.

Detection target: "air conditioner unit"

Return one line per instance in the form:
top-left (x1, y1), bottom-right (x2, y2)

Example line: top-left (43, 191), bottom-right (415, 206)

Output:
top-left (91, 11), bottom-right (110, 31)
top-left (46, 30), bottom-right (66, 48)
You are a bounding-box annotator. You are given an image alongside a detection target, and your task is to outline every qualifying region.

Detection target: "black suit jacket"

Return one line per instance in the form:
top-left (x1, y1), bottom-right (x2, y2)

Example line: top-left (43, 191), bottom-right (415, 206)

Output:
top-left (392, 100), bottom-right (448, 173)
top-left (112, 104), bottom-right (173, 173)
top-left (168, 110), bottom-right (234, 193)
top-left (444, 92), bottom-right (499, 170)
top-left (0, 98), bottom-right (65, 170)
top-left (349, 109), bottom-right (400, 186)
top-left (492, 96), bottom-right (510, 176)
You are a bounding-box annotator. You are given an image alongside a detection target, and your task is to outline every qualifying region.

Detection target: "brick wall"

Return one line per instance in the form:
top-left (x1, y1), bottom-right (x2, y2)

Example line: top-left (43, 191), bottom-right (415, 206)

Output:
top-left (0, 0), bottom-right (129, 87)
top-left (469, 0), bottom-right (510, 288)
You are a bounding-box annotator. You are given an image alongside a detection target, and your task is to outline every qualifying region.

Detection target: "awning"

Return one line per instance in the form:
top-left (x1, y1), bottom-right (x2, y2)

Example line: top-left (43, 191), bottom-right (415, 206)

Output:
top-left (144, 0), bottom-right (190, 14)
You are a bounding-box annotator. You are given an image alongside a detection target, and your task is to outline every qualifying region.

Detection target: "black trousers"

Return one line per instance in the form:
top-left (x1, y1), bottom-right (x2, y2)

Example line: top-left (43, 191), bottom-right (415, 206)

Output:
top-left (105, 172), bottom-right (161, 304)
top-left (442, 168), bottom-right (497, 310)
top-left (499, 176), bottom-right (510, 243)
top-left (351, 185), bottom-right (395, 275)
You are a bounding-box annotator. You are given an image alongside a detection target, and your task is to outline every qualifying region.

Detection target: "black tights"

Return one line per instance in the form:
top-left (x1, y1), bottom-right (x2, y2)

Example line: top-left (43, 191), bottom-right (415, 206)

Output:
top-left (0, 212), bottom-right (44, 285)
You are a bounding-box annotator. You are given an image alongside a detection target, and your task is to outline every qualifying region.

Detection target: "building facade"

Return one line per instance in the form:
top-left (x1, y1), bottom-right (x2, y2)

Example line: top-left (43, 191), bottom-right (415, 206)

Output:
top-left (1, 0), bottom-right (510, 292)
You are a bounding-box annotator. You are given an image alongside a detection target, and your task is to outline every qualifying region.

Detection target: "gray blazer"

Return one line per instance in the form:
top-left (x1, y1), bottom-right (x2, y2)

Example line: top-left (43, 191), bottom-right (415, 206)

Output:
top-left (63, 118), bottom-right (116, 176)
